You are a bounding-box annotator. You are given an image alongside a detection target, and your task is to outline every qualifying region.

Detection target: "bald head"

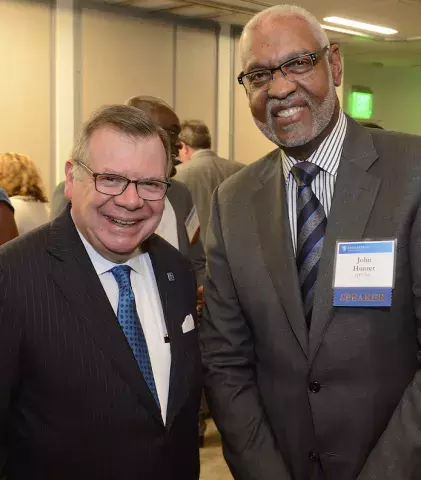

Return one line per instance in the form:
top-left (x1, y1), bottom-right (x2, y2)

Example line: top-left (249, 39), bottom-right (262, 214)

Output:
top-left (127, 96), bottom-right (182, 171)
top-left (126, 96), bottom-right (176, 124)
top-left (240, 5), bottom-right (329, 70)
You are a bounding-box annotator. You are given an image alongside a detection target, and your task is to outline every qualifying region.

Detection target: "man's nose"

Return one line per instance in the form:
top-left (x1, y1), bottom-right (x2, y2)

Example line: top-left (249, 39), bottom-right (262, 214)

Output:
top-left (267, 70), bottom-right (297, 99)
top-left (114, 182), bottom-right (144, 210)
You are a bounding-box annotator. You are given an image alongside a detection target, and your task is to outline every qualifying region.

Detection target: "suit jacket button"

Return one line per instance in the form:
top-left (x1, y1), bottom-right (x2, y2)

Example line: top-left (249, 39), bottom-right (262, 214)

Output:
top-left (309, 451), bottom-right (318, 462)
top-left (309, 381), bottom-right (321, 393)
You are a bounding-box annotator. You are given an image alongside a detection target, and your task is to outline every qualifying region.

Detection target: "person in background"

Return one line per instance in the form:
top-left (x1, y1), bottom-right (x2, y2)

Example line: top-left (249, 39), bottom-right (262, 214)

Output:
top-left (0, 153), bottom-right (50, 234)
top-left (201, 4), bottom-right (421, 480)
top-left (0, 188), bottom-right (18, 245)
top-left (127, 97), bottom-right (207, 444)
top-left (126, 96), bottom-right (206, 287)
top-left (175, 120), bottom-right (244, 244)
top-left (0, 105), bottom-right (201, 480)
top-left (50, 181), bottom-right (68, 219)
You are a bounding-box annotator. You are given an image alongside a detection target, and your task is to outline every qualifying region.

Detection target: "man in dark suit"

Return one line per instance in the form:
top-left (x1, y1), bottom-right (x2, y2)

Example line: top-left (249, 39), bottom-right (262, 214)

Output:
top-left (175, 119), bottom-right (243, 244)
top-left (0, 105), bottom-right (201, 480)
top-left (201, 5), bottom-right (421, 480)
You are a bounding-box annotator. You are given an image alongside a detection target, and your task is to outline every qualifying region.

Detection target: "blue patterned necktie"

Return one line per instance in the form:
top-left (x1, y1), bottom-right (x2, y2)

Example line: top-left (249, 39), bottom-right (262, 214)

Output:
top-left (111, 265), bottom-right (160, 406)
top-left (291, 162), bottom-right (327, 327)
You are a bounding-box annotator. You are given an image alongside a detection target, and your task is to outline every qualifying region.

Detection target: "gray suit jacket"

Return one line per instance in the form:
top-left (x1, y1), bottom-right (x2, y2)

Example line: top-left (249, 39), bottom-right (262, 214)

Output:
top-left (200, 118), bottom-right (421, 480)
top-left (50, 180), bottom-right (205, 285)
top-left (175, 150), bottom-right (243, 244)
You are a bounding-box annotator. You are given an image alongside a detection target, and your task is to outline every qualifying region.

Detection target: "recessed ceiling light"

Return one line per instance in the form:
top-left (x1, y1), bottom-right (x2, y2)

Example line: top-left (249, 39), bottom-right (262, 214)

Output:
top-left (323, 16), bottom-right (398, 35)
top-left (321, 24), bottom-right (372, 38)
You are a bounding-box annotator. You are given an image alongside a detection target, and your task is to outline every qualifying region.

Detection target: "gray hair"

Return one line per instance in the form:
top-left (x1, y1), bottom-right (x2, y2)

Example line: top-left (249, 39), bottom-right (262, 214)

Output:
top-left (71, 104), bottom-right (172, 178)
top-left (240, 5), bottom-right (329, 69)
top-left (179, 120), bottom-right (211, 150)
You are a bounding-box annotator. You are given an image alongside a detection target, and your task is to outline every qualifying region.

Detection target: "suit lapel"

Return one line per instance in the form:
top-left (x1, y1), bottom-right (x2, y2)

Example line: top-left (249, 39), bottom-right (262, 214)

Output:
top-left (253, 151), bottom-right (308, 356)
top-left (46, 209), bottom-right (163, 425)
top-left (309, 118), bottom-right (381, 363)
top-left (145, 235), bottom-right (195, 430)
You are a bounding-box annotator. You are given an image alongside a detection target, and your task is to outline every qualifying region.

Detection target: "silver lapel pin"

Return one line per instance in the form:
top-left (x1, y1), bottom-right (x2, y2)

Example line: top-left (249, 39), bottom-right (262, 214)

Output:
top-left (167, 272), bottom-right (175, 282)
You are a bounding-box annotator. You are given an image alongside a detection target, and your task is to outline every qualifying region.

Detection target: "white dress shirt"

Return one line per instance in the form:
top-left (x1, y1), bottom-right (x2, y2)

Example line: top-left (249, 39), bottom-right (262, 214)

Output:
top-left (77, 229), bottom-right (171, 424)
top-left (281, 109), bottom-right (347, 252)
top-left (155, 196), bottom-right (179, 250)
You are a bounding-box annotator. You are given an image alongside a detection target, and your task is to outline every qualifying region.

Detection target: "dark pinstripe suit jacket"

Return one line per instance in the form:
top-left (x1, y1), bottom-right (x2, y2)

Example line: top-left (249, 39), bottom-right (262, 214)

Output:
top-left (0, 208), bottom-right (202, 480)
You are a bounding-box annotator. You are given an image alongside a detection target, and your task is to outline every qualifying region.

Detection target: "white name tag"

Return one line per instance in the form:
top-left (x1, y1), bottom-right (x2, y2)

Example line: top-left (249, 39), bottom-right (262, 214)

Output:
top-left (333, 240), bottom-right (396, 307)
top-left (185, 205), bottom-right (200, 244)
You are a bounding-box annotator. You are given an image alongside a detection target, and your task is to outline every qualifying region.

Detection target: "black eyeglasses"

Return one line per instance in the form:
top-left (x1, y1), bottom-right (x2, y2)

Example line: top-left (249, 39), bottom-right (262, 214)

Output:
top-left (237, 46), bottom-right (330, 93)
top-left (75, 160), bottom-right (171, 201)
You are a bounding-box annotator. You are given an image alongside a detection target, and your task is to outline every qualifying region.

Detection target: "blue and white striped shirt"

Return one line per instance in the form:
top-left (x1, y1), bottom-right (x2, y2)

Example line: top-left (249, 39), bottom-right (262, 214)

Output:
top-left (281, 110), bottom-right (347, 253)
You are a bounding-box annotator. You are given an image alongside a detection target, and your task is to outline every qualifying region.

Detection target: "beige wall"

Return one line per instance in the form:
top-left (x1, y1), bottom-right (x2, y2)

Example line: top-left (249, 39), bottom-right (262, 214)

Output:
top-left (81, 8), bottom-right (218, 147)
top-left (343, 60), bottom-right (421, 135)
top-left (175, 25), bottom-right (217, 143)
top-left (81, 9), bottom-right (174, 120)
top-left (0, 0), bottom-right (52, 195)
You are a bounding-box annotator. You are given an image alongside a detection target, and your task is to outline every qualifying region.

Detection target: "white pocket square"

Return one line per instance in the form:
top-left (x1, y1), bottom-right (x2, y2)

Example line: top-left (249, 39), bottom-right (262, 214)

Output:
top-left (182, 314), bottom-right (195, 333)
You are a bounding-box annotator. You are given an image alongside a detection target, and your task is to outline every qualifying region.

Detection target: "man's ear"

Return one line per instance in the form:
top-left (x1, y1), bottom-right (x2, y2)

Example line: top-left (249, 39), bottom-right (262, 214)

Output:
top-left (64, 160), bottom-right (75, 200)
top-left (329, 44), bottom-right (343, 87)
top-left (180, 141), bottom-right (188, 154)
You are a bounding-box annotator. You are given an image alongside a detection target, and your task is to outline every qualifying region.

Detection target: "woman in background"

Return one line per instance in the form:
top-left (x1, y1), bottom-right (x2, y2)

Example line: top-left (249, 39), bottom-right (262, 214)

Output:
top-left (0, 153), bottom-right (50, 234)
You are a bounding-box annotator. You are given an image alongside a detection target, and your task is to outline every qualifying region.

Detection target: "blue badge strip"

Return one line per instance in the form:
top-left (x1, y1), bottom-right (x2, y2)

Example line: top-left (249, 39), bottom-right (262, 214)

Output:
top-left (334, 287), bottom-right (392, 307)
top-left (338, 241), bottom-right (393, 255)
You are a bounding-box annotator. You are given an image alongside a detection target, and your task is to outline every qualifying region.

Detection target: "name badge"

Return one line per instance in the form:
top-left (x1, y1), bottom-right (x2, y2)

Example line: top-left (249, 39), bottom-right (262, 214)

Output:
top-left (185, 205), bottom-right (200, 244)
top-left (333, 240), bottom-right (396, 307)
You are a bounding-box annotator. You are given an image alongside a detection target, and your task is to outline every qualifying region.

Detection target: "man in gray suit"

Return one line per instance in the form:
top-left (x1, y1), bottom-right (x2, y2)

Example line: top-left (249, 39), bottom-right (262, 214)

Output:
top-left (201, 4), bottom-right (421, 480)
top-left (175, 120), bottom-right (243, 244)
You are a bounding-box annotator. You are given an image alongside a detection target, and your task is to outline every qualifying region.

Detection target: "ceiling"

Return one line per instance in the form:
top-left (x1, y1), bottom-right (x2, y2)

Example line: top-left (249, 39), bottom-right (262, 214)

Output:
top-left (104, 0), bottom-right (421, 66)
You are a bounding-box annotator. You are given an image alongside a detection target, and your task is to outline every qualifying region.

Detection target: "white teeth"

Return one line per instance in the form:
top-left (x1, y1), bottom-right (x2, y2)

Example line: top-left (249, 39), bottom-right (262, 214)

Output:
top-left (106, 216), bottom-right (137, 226)
top-left (276, 106), bottom-right (304, 118)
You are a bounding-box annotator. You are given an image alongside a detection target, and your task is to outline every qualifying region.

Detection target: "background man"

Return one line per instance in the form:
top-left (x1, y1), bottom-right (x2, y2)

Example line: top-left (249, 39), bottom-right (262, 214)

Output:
top-left (127, 96), bottom-right (205, 286)
top-left (175, 120), bottom-right (243, 244)
top-left (0, 105), bottom-right (201, 479)
top-left (201, 5), bottom-right (421, 480)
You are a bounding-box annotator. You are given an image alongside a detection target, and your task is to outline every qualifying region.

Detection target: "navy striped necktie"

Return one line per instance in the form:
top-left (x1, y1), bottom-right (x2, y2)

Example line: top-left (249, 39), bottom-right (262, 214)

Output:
top-left (290, 162), bottom-right (327, 327)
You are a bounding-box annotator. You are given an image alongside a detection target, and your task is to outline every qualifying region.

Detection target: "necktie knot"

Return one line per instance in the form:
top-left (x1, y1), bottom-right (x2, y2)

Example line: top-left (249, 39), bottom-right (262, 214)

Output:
top-left (111, 265), bottom-right (132, 289)
top-left (291, 162), bottom-right (321, 187)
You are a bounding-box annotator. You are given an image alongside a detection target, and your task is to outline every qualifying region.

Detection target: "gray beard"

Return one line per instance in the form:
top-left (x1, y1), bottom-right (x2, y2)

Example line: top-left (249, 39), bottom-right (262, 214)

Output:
top-left (254, 79), bottom-right (337, 148)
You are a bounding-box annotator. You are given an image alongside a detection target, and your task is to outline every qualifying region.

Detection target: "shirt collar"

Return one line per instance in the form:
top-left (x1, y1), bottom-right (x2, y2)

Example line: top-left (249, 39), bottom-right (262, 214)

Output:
top-left (281, 109), bottom-right (347, 180)
top-left (73, 214), bottom-right (144, 276)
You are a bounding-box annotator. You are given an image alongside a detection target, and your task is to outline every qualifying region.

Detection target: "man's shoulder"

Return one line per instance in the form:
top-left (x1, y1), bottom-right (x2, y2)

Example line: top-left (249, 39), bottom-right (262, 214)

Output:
top-left (366, 129), bottom-right (421, 173)
top-left (168, 178), bottom-right (190, 196)
top-left (371, 128), bottom-right (421, 148)
top-left (0, 221), bottom-right (51, 272)
top-left (217, 148), bottom-right (281, 201)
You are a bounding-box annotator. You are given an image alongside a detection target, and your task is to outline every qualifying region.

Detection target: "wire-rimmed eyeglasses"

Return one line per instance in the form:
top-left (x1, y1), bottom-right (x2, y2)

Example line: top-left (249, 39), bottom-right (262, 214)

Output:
top-left (74, 160), bottom-right (171, 201)
top-left (237, 46), bottom-right (330, 93)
